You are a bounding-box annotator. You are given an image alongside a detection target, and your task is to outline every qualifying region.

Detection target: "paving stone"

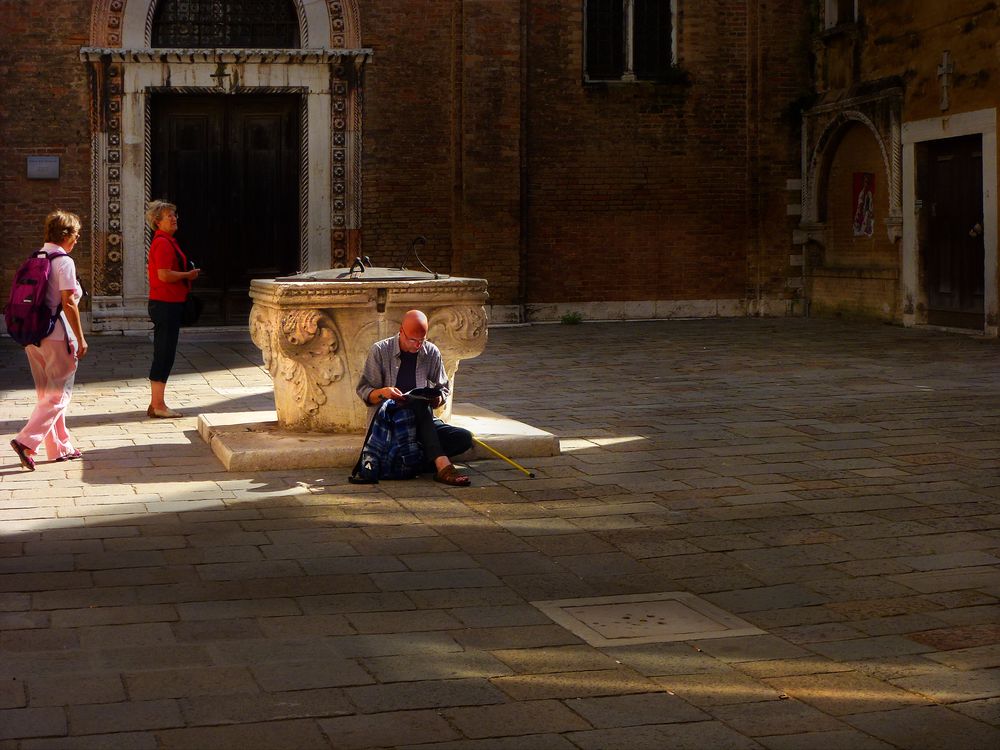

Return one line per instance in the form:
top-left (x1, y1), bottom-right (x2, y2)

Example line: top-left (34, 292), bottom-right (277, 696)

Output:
top-left (398, 733), bottom-right (580, 750)
top-left (653, 669), bottom-right (785, 707)
top-left (444, 699), bottom-right (591, 738)
top-left (370, 568), bottom-right (503, 590)
top-left (805, 635), bottom-right (936, 661)
top-left (605, 642), bottom-right (739, 677)
top-left (0, 628), bottom-right (78, 651)
top-left (844, 705), bottom-right (1000, 750)
top-left (708, 698), bottom-right (846, 736)
top-left (893, 667), bottom-right (1000, 703)
top-left (527, 533), bottom-right (619, 556)
top-left (298, 590), bottom-right (416, 614)
top-left (927, 644), bottom-right (1000, 670)
top-left (95, 644), bottom-right (214, 671)
top-left (20, 732), bottom-right (158, 749)
top-left (950, 697), bottom-right (1000, 726)
top-left (703, 585), bottom-right (827, 614)
top-left (735, 656), bottom-right (854, 679)
top-left (175, 598), bottom-right (300, 620)
top-left (500, 572), bottom-right (599, 600)
top-left (0, 681), bottom-right (25, 710)
top-left (319, 709), bottom-right (460, 749)
top-left (908, 622), bottom-right (1000, 651)
top-left (257, 613), bottom-right (354, 637)
top-left (345, 678), bottom-right (507, 713)
top-left (328, 632), bottom-right (463, 658)
top-left (156, 720), bottom-right (330, 750)
top-left (124, 666), bottom-right (257, 700)
top-left (360, 650), bottom-right (513, 682)
top-left (566, 720), bottom-right (762, 750)
top-left (345, 608), bottom-right (463, 634)
top-left (693, 635), bottom-right (813, 664)
top-left (755, 729), bottom-right (896, 750)
top-left (765, 671), bottom-right (931, 715)
top-left (179, 688), bottom-right (353, 725)
top-left (77, 623), bottom-right (176, 649)
top-left (470, 552), bottom-right (565, 576)
top-left (27, 673), bottom-right (126, 707)
top-left (452, 624), bottom-right (583, 651)
top-left (250, 657), bottom-right (374, 691)
top-left (67, 699), bottom-right (183, 735)
top-left (49, 605), bottom-right (177, 629)
top-left (447, 604), bottom-right (553, 627)
top-left (564, 692), bottom-right (707, 727)
top-left (171, 618), bottom-right (263, 642)
top-left (490, 667), bottom-right (657, 700)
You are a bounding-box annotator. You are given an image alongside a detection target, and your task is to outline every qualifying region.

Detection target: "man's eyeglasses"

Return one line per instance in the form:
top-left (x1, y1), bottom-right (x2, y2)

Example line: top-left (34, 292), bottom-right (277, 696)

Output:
top-left (401, 333), bottom-right (426, 346)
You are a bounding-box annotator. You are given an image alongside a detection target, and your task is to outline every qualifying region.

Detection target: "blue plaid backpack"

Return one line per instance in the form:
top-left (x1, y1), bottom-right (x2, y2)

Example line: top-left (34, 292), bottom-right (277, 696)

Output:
top-left (350, 400), bottom-right (425, 483)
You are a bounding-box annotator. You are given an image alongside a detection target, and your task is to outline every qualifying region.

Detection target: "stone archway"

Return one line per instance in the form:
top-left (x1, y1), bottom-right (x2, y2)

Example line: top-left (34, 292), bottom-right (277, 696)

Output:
top-left (82, 0), bottom-right (368, 332)
top-left (801, 89), bottom-right (903, 244)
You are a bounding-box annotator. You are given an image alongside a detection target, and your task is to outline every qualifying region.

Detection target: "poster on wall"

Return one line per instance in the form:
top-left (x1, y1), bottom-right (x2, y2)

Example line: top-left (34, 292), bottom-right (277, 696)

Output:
top-left (852, 172), bottom-right (875, 237)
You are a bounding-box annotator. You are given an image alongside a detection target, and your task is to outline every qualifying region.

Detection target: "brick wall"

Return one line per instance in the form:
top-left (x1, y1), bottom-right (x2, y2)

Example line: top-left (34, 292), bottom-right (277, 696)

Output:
top-left (0, 0), bottom-right (813, 320)
top-left (752, 0), bottom-right (813, 309)
top-left (522, 0), bottom-right (809, 306)
top-left (358, 1), bottom-right (456, 276)
top-left (0, 0), bottom-right (93, 301)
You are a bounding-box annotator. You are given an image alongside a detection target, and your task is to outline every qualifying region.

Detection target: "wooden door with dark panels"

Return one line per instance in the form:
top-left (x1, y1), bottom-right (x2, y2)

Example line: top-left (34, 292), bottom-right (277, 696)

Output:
top-left (151, 94), bottom-right (301, 324)
top-left (918, 134), bottom-right (985, 329)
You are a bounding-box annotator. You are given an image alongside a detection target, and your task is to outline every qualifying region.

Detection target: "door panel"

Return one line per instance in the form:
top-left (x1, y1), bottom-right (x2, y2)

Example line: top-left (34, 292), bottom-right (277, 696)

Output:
top-left (151, 94), bottom-right (301, 325)
top-left (919, 134), bottom-right (985, 329)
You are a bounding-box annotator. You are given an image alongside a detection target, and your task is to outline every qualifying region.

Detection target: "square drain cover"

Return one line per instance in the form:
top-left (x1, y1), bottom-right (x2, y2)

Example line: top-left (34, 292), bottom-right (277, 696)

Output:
top-left (531, 592), bottom-right (764, 647)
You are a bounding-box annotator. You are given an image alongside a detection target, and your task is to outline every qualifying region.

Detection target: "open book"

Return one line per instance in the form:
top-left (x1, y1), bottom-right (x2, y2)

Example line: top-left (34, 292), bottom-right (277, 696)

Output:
top-left (400, 387), bottom-right (442, 404)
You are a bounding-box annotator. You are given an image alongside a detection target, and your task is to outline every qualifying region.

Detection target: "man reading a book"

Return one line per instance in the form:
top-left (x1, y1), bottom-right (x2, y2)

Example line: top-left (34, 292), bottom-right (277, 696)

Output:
top-left (356, 309), bottom-right (472, 486)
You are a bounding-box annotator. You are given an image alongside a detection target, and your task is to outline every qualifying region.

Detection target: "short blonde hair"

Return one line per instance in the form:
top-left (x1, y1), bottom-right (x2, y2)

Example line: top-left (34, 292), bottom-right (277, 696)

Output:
top-left (44, 209), bottom-right (82, 244)
top-left (145, 199), bottom-right (177, 230)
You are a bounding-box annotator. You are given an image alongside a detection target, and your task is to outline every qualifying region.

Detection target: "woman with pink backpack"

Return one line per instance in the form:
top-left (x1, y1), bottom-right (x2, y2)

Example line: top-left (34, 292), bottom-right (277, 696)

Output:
top-left (10, 210), bottom-right (88, 471)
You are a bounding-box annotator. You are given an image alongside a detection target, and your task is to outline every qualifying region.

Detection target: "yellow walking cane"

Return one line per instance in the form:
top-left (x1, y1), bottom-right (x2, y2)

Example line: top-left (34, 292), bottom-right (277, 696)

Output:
top-left (472, 436), bottom-right (535, 478)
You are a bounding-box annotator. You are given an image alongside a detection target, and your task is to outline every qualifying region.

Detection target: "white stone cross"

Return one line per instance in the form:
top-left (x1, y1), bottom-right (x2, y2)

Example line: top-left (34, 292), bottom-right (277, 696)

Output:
top-left (937, 50), bottom-right (954, 112)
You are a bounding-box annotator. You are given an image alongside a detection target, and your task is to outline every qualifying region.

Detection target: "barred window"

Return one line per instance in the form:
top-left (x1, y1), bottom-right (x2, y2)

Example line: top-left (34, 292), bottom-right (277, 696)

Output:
top-left (825, 0), bottom-right (857, 28)
top-left (585, 0), bottom-right (674, 82)
top-left (152, 0), bottom-right (300, 49)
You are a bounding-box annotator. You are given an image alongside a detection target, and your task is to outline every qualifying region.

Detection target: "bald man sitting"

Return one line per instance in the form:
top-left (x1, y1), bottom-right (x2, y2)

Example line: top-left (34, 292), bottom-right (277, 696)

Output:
top-left (356, 310), bottom-right (472, 486)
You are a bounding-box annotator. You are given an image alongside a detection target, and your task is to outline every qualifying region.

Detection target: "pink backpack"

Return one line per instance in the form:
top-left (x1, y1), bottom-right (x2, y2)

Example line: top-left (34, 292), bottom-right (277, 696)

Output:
top-left (3, 249), bottom-right (68, 347)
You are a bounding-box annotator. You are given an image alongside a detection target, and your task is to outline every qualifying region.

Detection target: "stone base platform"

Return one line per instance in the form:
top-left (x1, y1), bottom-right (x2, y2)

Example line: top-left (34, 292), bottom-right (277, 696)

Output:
top-left (197, 403), bottom-right (560, 472)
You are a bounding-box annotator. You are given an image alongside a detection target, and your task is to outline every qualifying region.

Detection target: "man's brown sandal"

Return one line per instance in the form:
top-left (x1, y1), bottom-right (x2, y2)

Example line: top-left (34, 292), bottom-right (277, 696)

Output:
top-left (434, 464), bottom-right (470, 487)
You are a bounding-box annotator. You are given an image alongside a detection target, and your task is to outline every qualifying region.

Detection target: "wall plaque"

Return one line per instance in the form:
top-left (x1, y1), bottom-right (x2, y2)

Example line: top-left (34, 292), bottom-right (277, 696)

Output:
top-left (26, 156), bottom-right (60, 180)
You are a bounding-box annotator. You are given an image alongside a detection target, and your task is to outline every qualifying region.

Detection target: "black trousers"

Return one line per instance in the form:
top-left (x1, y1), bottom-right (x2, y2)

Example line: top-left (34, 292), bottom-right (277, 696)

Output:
top-left (407, 401), bottom-right (473, 471)
top-left (148, 300), bottom-right (184, 382)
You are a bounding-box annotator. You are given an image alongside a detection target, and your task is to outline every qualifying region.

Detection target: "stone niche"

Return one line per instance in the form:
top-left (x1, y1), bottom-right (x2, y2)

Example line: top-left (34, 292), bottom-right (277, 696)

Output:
top-left (248, 272), bottom-right (489, 433)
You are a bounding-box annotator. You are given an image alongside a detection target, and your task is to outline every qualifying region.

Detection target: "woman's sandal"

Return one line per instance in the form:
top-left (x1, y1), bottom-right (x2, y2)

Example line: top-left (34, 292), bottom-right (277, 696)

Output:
top-left (55, 449), bottom-right (83, 462)
top-left (147, 405), bottom-right (183, 419)
top-left (434, 464), bottom-right (470, 487)
top-left (10, 439), bottom-right (35, 472)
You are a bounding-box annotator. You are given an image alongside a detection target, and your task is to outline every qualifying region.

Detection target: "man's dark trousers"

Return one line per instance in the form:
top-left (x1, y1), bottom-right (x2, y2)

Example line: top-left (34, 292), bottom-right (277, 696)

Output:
top-left (404, 401), bottom-right (472, 471)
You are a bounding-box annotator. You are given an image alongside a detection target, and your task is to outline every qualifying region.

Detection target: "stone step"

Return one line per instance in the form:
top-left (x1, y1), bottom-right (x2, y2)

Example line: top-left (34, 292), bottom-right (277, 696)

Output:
top-left (197, 403), bottom-right (560, 472)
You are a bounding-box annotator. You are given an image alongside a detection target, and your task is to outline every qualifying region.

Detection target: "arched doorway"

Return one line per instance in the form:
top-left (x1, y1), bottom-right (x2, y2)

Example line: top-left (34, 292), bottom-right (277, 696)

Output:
top-left (81, 0), bottom-right (369, 332)
top-left (148, 0), bottom-right (304, 323)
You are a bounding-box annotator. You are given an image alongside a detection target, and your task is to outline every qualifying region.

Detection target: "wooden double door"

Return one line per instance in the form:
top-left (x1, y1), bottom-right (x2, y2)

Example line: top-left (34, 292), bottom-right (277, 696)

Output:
top-left (918, 134), bottom-right (985, 329)
top-left (151, 94), bottom-right (301, 325)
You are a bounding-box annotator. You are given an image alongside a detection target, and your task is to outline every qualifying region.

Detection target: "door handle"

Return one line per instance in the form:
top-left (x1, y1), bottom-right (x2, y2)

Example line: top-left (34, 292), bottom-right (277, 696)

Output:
top-left (969, 222), bottom-right (983, 237)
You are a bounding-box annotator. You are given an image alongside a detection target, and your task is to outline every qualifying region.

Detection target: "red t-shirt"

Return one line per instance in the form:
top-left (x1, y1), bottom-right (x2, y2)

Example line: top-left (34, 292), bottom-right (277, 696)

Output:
top-left (148, 230), bottom-right (190, 303)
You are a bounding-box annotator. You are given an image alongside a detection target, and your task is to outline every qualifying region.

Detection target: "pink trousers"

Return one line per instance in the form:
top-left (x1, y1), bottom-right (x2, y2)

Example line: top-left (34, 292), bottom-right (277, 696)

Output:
top-left (15, 337), bottom-right (78, 461)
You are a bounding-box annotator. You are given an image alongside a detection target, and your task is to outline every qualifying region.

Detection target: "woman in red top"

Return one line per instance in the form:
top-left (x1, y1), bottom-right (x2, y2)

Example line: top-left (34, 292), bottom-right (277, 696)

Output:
top-left (145, 200), bottom-right (199, 418)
